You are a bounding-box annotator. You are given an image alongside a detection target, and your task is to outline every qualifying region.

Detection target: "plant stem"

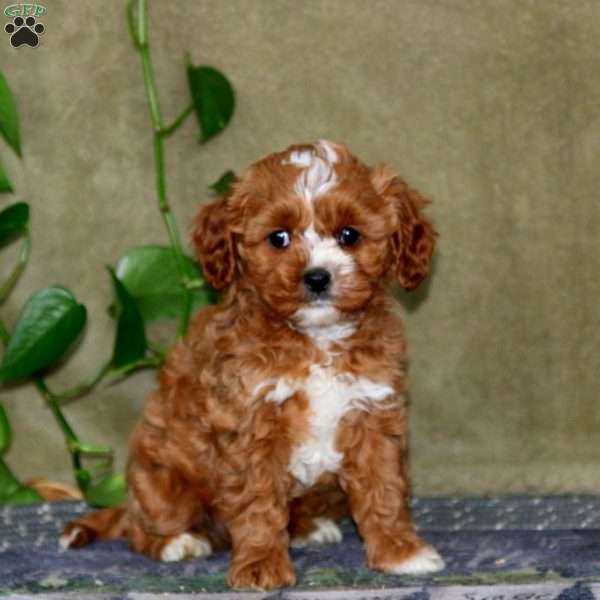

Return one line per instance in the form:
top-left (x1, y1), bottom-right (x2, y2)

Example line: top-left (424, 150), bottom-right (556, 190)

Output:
top-left (32, 377), bottom-right (86, 489)
top-left (109, 354), bottom-right (163, 379)
top-left (160, 103), bottom-right (193, 137)
top-left (68, 440), bottom-right (113, 457)
top-left (126, 0), bottom-right (141, 48)
top-left (54, 359), bottom-right (112, 404)
top-left (32, 378), bottom-right (78, 444)
top-left (0, 317), bottom-right (92, 493)
top-left (0, 230), bottom-right (31, 306)
top-left (128, 0), bottom-right (195, 336)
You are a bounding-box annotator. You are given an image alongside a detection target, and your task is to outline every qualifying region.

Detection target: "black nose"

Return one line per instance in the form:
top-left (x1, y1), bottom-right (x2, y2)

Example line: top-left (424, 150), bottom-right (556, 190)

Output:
top-left (303, 268), bottom-right (331, 294)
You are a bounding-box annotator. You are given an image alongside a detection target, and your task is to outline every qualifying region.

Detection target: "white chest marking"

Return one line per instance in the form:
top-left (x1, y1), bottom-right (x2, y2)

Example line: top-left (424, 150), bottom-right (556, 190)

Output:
top-left (255, 367), bottom-right (394, 487)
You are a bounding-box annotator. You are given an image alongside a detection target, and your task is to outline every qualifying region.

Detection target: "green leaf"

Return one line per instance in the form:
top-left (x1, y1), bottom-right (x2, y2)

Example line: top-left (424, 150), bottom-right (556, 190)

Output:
top-left (0, 464), bottom-right (42, 503)
top-left (75, 468), bottom-right (91, 492)
top-left (0, 202), bottom-right (28, 245)
top-left (84, 472), bottom-right (126, 508)
top-left (109, 269), bottom-right (147, 368)
top-left (114, 246), bottom-right (217, 322)
top-left (0, 457), bottom-right (21, 500)
top-left (4, 485), bottom-right (42, 505)
top-left (0, 286), bottom-right (87, 382)
top-left (0, 403), bottom-right (11, 454)
top-left (0, 155), bottom-right (13, 193)
top-left (209, 170), bottom-right (236, 196)
top-left (187, 64), bottom-right (235, 143)
top-left (0, 72), bottom-right (21, 157)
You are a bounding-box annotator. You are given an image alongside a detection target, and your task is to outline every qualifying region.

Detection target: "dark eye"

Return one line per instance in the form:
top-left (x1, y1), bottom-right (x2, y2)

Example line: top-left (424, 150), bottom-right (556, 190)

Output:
top-left (268, 230), bottom-right (291, 249)
top-left (338, 227), bottom-right (361, 247)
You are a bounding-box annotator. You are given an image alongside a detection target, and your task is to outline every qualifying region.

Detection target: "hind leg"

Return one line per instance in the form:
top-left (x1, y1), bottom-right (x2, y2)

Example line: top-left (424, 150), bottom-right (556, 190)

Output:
top-left (61, 457), bottom-right (213, 562)
top-left (289, 481), bottom-right (348, 547)
top-left (62, 386), bottom-right (217, 562)
top-left (125, 456), bottom-right (213, 561)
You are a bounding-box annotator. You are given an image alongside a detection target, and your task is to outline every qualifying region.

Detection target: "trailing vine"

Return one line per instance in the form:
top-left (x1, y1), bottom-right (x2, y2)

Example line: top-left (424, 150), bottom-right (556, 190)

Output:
top-left (0, 0), bottom-right (236, 506)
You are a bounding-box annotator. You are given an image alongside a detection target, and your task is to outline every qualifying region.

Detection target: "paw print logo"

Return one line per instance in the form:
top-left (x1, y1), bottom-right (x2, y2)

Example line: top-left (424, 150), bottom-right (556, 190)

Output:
top-left (4, 16), bottom-right (45, 48)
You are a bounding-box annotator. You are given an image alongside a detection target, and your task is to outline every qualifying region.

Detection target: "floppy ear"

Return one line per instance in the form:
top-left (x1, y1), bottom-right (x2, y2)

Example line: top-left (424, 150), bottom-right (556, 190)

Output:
top-left (192, 195), bottom-right (236, 291)
top-left (371, 166), bottom-right (437, 291)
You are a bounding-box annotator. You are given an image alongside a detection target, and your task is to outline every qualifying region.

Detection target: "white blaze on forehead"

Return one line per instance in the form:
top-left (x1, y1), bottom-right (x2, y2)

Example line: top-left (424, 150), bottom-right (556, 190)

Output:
top-left (295, 156), bottom-right (337, 203)
top-left (282, 141), bottom-right (355, 349)
top-left (286, 149), bottom-right (314, 167)
top-left (316, 139), bottom-right (339, 164)
top-left (283, 141), bottom-right (340, 204)
top-left (282, 142), bottom-right (349, 272)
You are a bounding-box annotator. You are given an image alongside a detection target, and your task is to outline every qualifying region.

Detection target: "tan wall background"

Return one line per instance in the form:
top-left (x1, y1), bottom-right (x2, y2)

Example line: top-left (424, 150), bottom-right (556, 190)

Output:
top-left (1, 0), bottom-right (599, 496)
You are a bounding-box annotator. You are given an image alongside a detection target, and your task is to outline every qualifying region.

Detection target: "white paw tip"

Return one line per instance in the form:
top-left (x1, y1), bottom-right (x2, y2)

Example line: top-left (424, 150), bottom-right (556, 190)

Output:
top-left (291, 517), bottom-right (343, 548)
top-left (387, 546), bottom-right (445, 575)
top-left (160, 533), bottom-right (212, 562)
top-left (59, 527), bottom-right (82, 551)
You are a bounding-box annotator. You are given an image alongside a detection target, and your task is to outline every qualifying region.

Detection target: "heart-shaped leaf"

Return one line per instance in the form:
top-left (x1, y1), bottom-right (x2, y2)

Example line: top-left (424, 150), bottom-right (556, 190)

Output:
top-left (0, 403), bottom-right (11, 454)
top-left (187, 64), bottom-right (235, 143)
top-left (0, 202), bottom-right (28, 245)
top-left (0, 72), bottom-right (21, 157)
top-left (109, 269), bottom-right (147, 369)
top-left (114, 246), bottom-right (217, 322)
top-left (0, 286), bottom-right (87, 382)
top-left (209, 170), bottom-right (236, 196)
top-left (0, 156), bottom-right (13, 194)
top-left (84, 472), bottom-right (126, 508)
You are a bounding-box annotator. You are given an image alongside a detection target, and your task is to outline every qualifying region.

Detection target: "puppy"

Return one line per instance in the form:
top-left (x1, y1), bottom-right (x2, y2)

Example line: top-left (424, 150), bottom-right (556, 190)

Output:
top-left (61, 140), bottom-right (443, 589)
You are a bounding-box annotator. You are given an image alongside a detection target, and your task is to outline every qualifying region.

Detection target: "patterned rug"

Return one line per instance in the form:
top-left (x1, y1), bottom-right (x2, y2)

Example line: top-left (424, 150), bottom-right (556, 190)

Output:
top-left (2, 496), bottom-right (600, 598)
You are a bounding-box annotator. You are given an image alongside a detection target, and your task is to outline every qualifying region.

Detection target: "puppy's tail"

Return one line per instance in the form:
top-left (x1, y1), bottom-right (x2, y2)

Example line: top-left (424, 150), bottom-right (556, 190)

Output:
top-left (60, 506), bottom-right (128, 550)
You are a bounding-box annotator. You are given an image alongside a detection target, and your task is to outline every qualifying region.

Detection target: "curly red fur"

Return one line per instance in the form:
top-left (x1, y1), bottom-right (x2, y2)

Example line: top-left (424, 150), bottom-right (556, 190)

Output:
top-left (63, 141), bottom-right (440, 590)
top-left (370, 165), bottom-right (437, 291)
top-left (192, 193), bottom-right (237, 291)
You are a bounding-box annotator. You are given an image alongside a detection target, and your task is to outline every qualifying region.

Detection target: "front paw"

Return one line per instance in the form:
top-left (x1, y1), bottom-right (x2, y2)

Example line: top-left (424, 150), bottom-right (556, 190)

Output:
top-left (377, 545), bottom-right (445, 575)
top-left (229, 552), bottom-right (296, 590)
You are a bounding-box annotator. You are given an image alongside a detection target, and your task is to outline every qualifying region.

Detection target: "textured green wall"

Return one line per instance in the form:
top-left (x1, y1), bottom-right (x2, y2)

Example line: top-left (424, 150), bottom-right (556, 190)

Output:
top-left (1, 0), bottom-right (599, 495)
